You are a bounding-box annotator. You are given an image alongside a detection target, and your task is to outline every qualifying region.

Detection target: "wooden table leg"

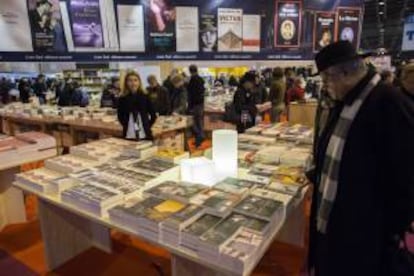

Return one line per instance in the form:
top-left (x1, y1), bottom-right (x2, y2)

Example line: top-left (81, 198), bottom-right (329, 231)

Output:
top-left (0, 167), bottom-right (27, 231)
top-left (171, 254), bottom-right (234, 276)
top-left (38, 199), bottom-right (112, 270)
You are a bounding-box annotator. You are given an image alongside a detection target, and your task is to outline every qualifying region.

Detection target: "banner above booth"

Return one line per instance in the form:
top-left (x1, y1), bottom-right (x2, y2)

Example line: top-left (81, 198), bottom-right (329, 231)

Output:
top-left (0, 0), bottom-right (364, 61)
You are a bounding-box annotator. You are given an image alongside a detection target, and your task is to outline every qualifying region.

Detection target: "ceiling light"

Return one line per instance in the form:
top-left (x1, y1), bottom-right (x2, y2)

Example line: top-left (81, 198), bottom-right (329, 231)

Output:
top-left (379, 1), bottom-right (385, 5)
top-left (379, 11), bottom-right (384, 15)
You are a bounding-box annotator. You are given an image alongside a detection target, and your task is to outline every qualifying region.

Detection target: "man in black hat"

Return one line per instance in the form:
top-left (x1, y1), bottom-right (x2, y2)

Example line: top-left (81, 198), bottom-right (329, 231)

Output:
top-left (307, 41), bottom-right (414, 275)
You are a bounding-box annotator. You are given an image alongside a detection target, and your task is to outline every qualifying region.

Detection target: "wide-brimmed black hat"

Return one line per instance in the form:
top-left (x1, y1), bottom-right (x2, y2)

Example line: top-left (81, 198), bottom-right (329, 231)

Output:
top-left (314, 41), bottom-right (373, 75)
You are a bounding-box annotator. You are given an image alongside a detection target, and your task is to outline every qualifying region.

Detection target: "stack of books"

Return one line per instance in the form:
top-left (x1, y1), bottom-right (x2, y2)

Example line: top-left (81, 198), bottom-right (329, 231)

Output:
top-left (180, 213), bottom-right (222, 251)
top-left (109, 197), bottom-right (186, 242)
top-left (145, 181), bottom-right (208, 204)
top-left (279, 148), bottom-right (311, 167)
top-left (45, 155), bottom-right (99, 174)
top-left (15, 168), bottom-right (65, 194)
top-left (156, 149), bottom-right (190, 164)
top-left (197, 213), bottom-right (270, 261)
top-left (254, 145), bottom-right (290, 165)
top-left (128, 157), bottom-right (179, 178)
top-left (160, 204), bottom-right (205, 246)
top-left (213, 178), bottom-right (261, 196)
top-left (61, 183), bottom-right (123, 216)
top-left (279, 124), bottom-right (313, 144)
top-left (191, 189), bottom-right (242, 216)
top-left (220, 228), bottom-right (264, 273)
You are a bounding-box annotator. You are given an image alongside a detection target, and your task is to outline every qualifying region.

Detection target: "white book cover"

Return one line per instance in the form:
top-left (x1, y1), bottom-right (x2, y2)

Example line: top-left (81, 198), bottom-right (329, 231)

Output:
top-left (242, 15), bottom-right (261, 52)
top-left (176, 7), bottom-right (199, 52)
top-left (117, 5), bottom-right (145, 52)
top-left (217, 8), bottom-right (243, 52)
top-left (104, 0), bottom-right (119, 50)
top-left (0, 0), bottom-right (33, 51)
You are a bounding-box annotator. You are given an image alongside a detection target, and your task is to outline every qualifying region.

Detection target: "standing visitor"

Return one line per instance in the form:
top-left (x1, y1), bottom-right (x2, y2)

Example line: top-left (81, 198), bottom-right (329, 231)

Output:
top-left (187, 65), bottom-right (206, 148)
top-left (269, 67), bottom-right (286, 122)
top-left (117, 72), bottom-right (157, 141)
top-left (306, 41), bottom-right (414, 276)
top-left (147, 75), bottom-right (171, 115)
top-left (286, 77), bottom-right (305, 103)
top-left (101, 77), bottom-right (120, 108)
top-left (169, 75), bottom-right (187, 115)
top-left (33, 74), bottom-right (48, 104)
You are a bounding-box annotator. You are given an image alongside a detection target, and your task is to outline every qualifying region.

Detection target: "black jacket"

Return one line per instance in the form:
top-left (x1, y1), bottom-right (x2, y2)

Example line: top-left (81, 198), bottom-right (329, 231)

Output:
top-left (100, 89), bottom-right (117, 108)
top-left (308, 71), bottom-right (414, 276)
top-left (170, 86), bottom-right (187, 115)
top-left (233, 86), bottom-right (259, 132)
top-left (187, 75), bottom-right (205, 109)
top-left (147, 85), bottom-right (171, 115)
top-left (117, 92), bottom-right (157, 140)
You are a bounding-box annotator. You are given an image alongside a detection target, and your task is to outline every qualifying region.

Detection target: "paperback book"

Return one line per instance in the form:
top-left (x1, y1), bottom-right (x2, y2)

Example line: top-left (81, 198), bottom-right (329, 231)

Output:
top-left (191, 189), bottom-right (242, 216)
top-left (145, 181), bottom-right (208, 203)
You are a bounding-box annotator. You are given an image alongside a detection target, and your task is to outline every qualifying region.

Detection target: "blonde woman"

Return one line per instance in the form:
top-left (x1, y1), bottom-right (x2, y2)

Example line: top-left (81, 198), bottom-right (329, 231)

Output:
top-left (117, 71), bottom-right (157, 140)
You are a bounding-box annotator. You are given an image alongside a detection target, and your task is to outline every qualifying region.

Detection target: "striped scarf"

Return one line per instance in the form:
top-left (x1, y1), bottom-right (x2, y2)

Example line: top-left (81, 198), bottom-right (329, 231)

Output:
top-left (317, 73), bottom-right (381, 234)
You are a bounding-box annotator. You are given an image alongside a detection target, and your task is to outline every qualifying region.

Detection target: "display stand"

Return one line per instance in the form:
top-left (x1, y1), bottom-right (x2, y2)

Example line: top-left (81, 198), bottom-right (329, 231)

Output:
top-left (13, 180), bottom-right (308, 275)
top-left (288, 102), bottom-right (317, 127)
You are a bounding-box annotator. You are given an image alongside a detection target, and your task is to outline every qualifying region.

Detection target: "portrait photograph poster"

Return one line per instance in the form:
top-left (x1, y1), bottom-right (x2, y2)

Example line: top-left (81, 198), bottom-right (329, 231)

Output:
top-left (147, 0), bottom-right (176, 53)
top-left (274, 0), bottom-right (302, 48)
top-left (313, 12), bottom-right (336, 52)
top-left (336, 7), bottom-right (362, 49)
top-left (200, 13), bottom-right (217, 52)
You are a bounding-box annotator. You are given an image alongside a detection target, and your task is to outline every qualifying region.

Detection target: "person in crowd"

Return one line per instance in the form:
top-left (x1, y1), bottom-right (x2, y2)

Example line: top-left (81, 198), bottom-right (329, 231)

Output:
top-left (101, 77), bottom-right (120, 108)
top-left (253, 71), bottom-right (268, 104)
top-left (187, 65), bottom-right (206, 148)
top-left (33, 74), bottom-right (48, 104)
top-left (117, 72), bottom-right (156, 141)
top-left (401, 63), bottom-right (414, 98)
top-left (306, 41), bottom-right (414, 276)
top-left (381, 70), bottom-right (395, 86)
top-left (18, 78), bottom-right (32, 103)
top-left (70, 81), bottom-right (89, 107)
top-left (285, 67), bottom-right (296, 90)
top-left (163, 68), bottom-right (179, 96)
top-left (286, 77), bottom-right (305, 103)
top-left (228, 75), bottom-right (239, 87)
top-left (57, 80), bottom-right (74, 107)
top-left (269, 67), bottom-right (286, 122)
top-left (233, 72), bottom-right (261, 133)
top-left (169, 75), bottom-right (187, 115)
top-left (146, 75), bottom-right (171, 115)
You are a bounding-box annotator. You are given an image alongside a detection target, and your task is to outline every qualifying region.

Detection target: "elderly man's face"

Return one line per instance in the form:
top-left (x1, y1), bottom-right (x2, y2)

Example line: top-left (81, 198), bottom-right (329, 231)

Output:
top-left (320, 67), bottom-right (348, 101)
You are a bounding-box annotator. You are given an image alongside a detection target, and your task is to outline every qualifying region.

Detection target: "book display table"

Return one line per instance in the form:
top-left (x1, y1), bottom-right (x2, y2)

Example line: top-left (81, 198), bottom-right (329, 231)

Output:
top-left (0, 132), bottom-right (57, 230)
top-left (12, 134), bottom-right (311, 276)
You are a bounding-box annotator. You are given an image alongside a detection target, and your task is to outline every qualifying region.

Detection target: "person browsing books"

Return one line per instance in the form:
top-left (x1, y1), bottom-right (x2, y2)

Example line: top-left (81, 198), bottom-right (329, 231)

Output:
top-left (117, 72), bottom-right (157, 141)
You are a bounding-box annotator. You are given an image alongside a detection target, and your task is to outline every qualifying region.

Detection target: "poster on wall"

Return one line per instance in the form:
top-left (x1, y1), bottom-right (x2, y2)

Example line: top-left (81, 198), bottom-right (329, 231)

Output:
top-left (68, 0), bottom-right (104, 48)
top-left (242, 15), bottom-right (261, 52)
top-left (0, 0), bottom-right (33, 51)
top-left (200, 13), bottom-right (217, 52)
top-left (274, 1), bottom-right (302, 48)
top-left (117, 5), bottom-right (145, 52)
top-left (217, 8), bottom-right (243, 52)
top-left (402, 15), bottom-right (414, 52)
top-left (147, 0), bottom-right (176, 52)
top-left (176, 7), bottom-right (199, 52)
top-left (28, 0), bottom-right (67, 52)
top-left (336, 7), bottom-right (361, 49)
top-left (313, 12), bottom-right (336, 52)
top-left (305, 0), bottom-right (340, 11)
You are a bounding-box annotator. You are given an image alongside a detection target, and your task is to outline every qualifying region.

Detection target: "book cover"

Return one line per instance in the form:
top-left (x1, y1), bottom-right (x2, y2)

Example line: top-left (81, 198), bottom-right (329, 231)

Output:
top-left (336, 7), bottom-right (362, 49)
top-left (147, 0), bottom-right (176, 52)
top-left (0, 0), bottom-right (33, 51)
top-left (313, 12), bottom-right (336, 52)
top-left (27, 0), bottom-right (67, 52)
top-left (182, 214), bottom-right (221, 237)
top-left (217, 8), bottom-right (243, 52)
top-left (234, 195), bottom-right (283, 221)
top-left (146, 181), bottom-right (207, 202)
top-left (68, 0), bottom-right (104, 48)
top-left (176, 6), bottom-right (199, 52)
top-left (274, 1), bottom-right (302, 48)
top-left (192, 189), bottom-right (241, 215)
top-left (117, 4), bottom-right (145, 52)
top-left (200, 13), bottom-right (217, 52)
top-left (242, 15), bottom-right (261, 52)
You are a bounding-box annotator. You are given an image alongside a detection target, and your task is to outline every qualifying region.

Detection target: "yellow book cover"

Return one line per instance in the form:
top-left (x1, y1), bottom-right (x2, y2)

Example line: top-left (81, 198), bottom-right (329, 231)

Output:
top-left (155, 200), bottom-right (185, 214)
